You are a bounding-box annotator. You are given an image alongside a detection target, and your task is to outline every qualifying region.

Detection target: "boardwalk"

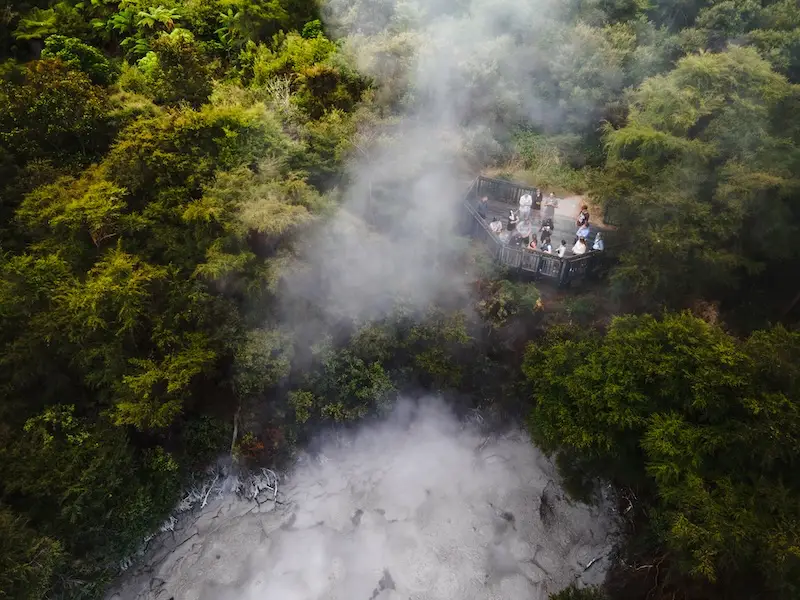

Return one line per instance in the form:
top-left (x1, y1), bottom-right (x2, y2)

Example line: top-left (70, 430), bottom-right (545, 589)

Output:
top-left (461, 176), bottom-right (611, 286)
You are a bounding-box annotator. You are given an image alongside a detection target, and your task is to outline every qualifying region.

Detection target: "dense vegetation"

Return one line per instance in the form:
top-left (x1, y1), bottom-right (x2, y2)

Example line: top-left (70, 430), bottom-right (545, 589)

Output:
top-left (0, 0), bottom-right (798, 598)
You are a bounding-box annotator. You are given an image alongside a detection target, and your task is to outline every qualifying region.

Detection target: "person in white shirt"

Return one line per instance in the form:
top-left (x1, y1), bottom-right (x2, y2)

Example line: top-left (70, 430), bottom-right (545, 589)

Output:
top-left (593, 232), bottom-right (604, 251)
top-left (556, 240), bottom-right (567, 258)
top-left (519, 192), bottom-right (533, 220)
top-left (576, 223), bottom-right (590, 241)
top-left (572, 237), bottom-right (587, 255)
top-left (489, 217), bottom-right (503, 233)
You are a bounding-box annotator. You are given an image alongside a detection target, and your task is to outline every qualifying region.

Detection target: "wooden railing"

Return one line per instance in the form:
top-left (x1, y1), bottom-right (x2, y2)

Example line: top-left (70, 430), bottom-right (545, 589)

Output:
top-left (462, 176), bottom-right (601, 287)
top-left (468, 175), bottom-right (541, 209)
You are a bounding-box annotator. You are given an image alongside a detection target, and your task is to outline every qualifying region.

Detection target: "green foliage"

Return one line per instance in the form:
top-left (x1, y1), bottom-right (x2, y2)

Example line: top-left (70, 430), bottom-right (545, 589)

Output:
top-left (0, 59), bottom-right (110, 167)
top-left (561, 295), bottom-right (600, 326)
top-left (3, 1), bottom-right (800, 599)
top-left (232, 327), bottom-right (293, 399)
top-left (41, 35), bottom-right (116, 85)
top-left (525, 312), bottom-right (800, 593)
top-left (0, 405), bottom-right (181, 595)
top-left (288, 389), bottom-right (314, 424)
top-left (477, 280), bottom-right (542, 328)
top-left (245, 32), bottom-right (367, 119)
top-left (0, 0), bottom-right (368, 597)
top-left (297, 350), bottom-right (395, 424)
top-left (549, 585), bottom-right (608, 600)
top-left (595, 47), bottom-right (800, 306)
top-left (301, 18), bottom-right (323, 39)
top-left (180, 415), bottom-right (232, 468)
top-left (0, 505), bottom-right (63, 600)
top-left (103, 101), bottom-right (290, 209)
top-left (507, 132), bottom-right (590, 193)
top-left (139, 31), bottom-right (214, 106)
top-left (406, 308), bottom-right (472, 388)
top-left (114, 331), bottom-right (217, 429)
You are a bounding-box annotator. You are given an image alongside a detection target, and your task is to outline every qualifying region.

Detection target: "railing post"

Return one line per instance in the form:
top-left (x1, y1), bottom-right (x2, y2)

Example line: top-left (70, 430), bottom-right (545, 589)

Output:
top-left (558, 257), bottom-right (570, 287)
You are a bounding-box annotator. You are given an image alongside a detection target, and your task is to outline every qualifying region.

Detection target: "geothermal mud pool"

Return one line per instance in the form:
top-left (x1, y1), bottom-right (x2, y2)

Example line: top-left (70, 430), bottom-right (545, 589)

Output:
top-left (107, 401), bottom-right (617, 600)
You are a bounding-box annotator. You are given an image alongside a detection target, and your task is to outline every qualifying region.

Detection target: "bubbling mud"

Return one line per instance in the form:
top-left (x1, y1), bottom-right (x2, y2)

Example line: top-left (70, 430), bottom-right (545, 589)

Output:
top-left (107, 400), bottom-right (616, 600)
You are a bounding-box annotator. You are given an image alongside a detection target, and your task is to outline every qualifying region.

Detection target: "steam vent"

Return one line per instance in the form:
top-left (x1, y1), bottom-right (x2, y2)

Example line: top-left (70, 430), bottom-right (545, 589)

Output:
top-left (107, 402), bottom-right (617, 600)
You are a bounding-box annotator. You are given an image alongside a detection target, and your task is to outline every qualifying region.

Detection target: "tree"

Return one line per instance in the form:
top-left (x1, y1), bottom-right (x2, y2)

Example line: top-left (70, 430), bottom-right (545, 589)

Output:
top-left (41, 35), bottom-right (116, 85)
top-left (0, 59), bottom-right (110, 167)
top-left (296, 350), bottom-right (395, 424)
top-left (593, 47), bottom-right (800, 308)
top-left (0, 505), bottom-right (63, 600)
top-left (0, 405), bottom-right (181, 595)
top-left (524, 312), bottom-right (800, 595)
top-left (138, 30), bottom-right (214, 107)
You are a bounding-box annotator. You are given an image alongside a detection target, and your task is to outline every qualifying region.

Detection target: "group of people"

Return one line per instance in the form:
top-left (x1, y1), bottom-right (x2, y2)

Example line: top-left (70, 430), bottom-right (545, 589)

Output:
top-left (479, 192), bottom-right (604, 257)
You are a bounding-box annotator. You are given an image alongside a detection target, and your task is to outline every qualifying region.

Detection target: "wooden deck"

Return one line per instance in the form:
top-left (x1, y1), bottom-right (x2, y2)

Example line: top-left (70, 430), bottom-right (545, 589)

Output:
top-left (461, 176), bottom-right (611, 286)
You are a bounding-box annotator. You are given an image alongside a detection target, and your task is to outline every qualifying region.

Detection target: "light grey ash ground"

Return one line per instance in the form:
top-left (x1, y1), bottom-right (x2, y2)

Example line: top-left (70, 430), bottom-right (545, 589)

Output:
top-left (107, 400), bottom-right (617, 600)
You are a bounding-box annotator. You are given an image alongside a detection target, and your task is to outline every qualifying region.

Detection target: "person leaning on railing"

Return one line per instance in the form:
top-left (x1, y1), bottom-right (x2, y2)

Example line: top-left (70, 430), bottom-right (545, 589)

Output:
top-left (572, 237), bottom-right (588, 255)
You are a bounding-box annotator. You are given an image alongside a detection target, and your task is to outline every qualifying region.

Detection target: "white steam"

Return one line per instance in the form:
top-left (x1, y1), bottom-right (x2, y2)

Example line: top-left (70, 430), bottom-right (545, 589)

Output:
top-left (282, 0), bottom-right (592, 321)
top-left (108, 400), bottom-right (617, 600)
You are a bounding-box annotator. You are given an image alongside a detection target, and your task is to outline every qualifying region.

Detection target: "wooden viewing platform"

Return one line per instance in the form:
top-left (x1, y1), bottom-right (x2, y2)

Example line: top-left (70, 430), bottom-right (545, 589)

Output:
top-left (461, 176), bottom-right (613, 287)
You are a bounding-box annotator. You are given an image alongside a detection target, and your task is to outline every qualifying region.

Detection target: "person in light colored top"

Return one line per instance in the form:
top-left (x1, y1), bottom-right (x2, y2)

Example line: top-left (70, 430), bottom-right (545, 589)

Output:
top-left (519, 192), bottom-right (533, 220)
top-left (540, 237), bottom-right (552, 253)
top-left (556, 240), bottom-right (567, 258)
top-left (489, 217), bottom-right (503, 233)
top-left (576, 223), bottom-right (590, 241)
top-left (593, 232), bottom-right (604, 251)
top-left (572, 237), bottom-right (587, 255)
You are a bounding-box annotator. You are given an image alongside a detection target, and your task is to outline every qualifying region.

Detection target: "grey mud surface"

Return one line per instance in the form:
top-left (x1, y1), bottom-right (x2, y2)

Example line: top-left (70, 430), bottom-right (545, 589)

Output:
top-left (107, 402), bottom-right (617, 600)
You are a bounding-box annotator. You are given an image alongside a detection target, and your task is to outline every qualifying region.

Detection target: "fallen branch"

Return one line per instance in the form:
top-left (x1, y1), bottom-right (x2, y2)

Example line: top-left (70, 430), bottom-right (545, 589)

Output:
top-left (201, 473), bottom-right (219, 508)
top-left (583, 555), bottom-right (604, 571)
top-left (230, 403), bottom-right (240, 458)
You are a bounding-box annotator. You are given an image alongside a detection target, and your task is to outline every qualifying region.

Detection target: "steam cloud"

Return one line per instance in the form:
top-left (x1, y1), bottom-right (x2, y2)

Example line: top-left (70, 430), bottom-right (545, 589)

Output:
top-left (109, 400), bottom-right (617, 600)
top-left (283, 0), bottom-right (577, 322)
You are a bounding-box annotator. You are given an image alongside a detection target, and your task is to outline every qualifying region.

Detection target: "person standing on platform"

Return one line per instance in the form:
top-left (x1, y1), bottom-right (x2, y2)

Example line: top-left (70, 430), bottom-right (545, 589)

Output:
top-left (508, 209), bottom-right (518, 231)
top-left (576, 204), bottom-right (590, 228)
top-left (519, 191), bottom-right (533, 220)
top-left (477, 196), bottom-right (489, 219)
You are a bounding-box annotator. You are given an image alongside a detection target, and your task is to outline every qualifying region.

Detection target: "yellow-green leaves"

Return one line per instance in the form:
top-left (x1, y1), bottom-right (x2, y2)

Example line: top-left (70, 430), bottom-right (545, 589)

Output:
top-left (114, 332), bottom-right (216, 429)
